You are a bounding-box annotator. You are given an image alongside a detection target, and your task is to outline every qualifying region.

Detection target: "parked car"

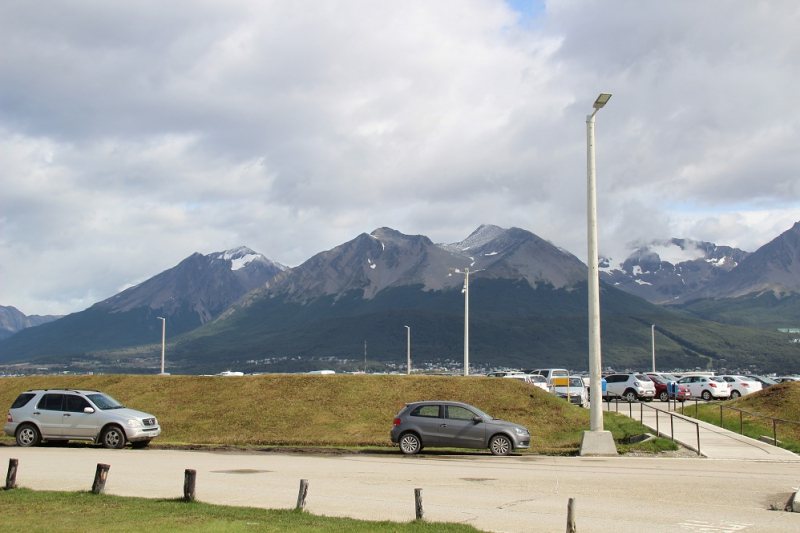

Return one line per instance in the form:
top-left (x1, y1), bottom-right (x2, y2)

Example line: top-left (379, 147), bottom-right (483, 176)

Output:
top-left (677, 375), bottom-right (731, 401)
top-left (772, 376), bottom-right (799, 383)
top-left (745, 375), bottom-right (778, 388)
top-left (4, 389), bottom-right (161, 449)
top-left (602, 373), bottom-right (656, 402)
top-left (551, 376), bottom-right (588, 408)
top-left (645, 374), bottom-right (691, 402)
top-left (503, 373), bottom-right (548, 391)
top-left (527, 368), bottom-right (570, 385)
top-left (390, 401), bottom-right (530, 456)
top-left (718, 375), bottom-right (763, 398)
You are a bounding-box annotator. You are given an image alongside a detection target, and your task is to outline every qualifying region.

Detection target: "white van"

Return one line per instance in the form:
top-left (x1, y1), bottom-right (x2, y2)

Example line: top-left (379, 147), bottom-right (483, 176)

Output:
top-left (528, 368), bottom-right (570, 385)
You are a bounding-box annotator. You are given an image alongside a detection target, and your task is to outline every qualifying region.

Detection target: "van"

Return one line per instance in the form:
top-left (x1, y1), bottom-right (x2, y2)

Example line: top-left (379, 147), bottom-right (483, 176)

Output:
top-left (527, 368), bottom-right (570, 385)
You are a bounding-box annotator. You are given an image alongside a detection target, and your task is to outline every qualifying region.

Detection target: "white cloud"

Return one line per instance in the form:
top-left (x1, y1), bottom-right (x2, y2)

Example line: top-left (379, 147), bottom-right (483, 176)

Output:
top-left (1, 0), bottom-right (798, 315)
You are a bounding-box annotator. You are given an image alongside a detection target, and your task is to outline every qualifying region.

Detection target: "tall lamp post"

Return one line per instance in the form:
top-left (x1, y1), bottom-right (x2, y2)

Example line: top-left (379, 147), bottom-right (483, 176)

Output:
top-left (404, 325), bottom-right (411, 375)
top-left (651, 324), bottom-right (656, 372)
top-left (451, 268), bottom-right (480, 376)
top-left (579, 93), bottom-right (617, 456)
top-left (157, 317), bottom-right (167, 375)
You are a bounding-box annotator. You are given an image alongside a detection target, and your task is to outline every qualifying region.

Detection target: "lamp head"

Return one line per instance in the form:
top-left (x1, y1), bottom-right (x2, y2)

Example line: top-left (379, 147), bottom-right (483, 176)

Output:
top-left (593, 93), bottom-right (612, 109)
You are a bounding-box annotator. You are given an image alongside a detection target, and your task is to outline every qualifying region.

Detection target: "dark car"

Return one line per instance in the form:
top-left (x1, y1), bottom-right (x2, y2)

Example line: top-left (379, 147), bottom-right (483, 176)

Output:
top-left (390, 401), bottom-right (530, 456)
top-left (645, 374), bottom-right (691, 402)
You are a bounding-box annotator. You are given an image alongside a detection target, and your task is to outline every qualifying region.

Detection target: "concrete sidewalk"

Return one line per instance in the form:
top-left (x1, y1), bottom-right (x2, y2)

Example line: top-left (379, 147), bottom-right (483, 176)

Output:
top-left (602, 400), bottom-right (800, 460)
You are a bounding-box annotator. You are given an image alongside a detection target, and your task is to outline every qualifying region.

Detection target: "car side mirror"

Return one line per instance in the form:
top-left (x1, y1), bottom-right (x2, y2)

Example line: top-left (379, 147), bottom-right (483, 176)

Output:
top-left (84, 407), bottom-right (95, 414)
top-left (473, 416), bottom-right (483, 423)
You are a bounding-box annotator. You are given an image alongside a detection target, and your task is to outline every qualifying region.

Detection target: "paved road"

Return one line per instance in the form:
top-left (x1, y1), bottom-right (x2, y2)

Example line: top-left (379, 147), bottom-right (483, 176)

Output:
top-left (3, 446), bottom-right (799, 532)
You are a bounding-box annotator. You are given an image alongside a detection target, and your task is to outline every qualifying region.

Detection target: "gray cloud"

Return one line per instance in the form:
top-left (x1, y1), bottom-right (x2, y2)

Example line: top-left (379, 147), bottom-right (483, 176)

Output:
top-left (1, 0), bottom-right (798, 315)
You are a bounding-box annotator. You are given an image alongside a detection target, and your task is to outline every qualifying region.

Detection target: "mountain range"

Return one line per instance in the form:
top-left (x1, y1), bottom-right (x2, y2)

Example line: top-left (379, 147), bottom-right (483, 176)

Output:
top-left (1, 222), bottom-right (798, 374)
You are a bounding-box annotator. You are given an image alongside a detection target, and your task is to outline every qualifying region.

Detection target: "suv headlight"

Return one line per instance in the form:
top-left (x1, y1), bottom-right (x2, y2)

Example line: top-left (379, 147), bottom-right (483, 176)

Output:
top-left (126, 419), bottom-right (143, 428)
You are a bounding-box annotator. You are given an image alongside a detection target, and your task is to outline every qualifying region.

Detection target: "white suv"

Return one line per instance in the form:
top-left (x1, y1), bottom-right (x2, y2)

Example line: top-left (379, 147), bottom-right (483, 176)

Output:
top-left (603, 373), bottom-right (656, 402)
top-left (4, 389), bottom-right (161, 449)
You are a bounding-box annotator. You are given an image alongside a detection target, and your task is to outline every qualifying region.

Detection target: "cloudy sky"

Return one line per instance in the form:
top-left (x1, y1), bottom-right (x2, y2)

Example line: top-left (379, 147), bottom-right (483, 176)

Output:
top-left (2, 0), bottom-right (799, 316)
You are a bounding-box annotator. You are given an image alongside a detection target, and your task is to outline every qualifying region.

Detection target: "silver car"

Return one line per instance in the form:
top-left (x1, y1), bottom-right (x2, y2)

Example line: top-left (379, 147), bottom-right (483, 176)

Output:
top-left (390, 401), bottom-right (530, 456)
top-left (4, 389), bottom-right (161, 449)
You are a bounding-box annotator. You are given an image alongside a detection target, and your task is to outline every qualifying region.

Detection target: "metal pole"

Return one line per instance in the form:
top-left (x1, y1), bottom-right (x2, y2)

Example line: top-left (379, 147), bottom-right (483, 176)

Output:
top-left (651, 324), bottom-right (656, 372)
top-left (587, 110), bottom-right (603, 432)
top-left (157, 317), bottom-right (166, 375)
top-left (464, 269), bottom-right (470, 376)
top-left (405, 326), bottom-right (411, 375)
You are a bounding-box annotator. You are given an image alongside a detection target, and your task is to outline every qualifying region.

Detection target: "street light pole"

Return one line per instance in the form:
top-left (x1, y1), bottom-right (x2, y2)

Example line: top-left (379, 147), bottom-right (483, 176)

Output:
top-left (580, 93), bottom-right (617, 456)
top-left (157, 317), bottom-right (166, 375)
top-left (651, 324), bottom-right (656, 372)
top-left (404, 325), bottom-right (411, 375)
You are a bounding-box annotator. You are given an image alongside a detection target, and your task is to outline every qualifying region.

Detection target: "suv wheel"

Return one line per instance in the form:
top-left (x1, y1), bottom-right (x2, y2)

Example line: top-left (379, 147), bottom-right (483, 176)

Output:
top-left (101, 425), bottom-right (127, 449)
top-left (624, 390), bottom-right (638, 402)
top-left (16, 424), bottom-right (41, 447)
top-left (490, 435), bottom-right (512, 456)
top-left (399, 433), bottom-right (422, 455)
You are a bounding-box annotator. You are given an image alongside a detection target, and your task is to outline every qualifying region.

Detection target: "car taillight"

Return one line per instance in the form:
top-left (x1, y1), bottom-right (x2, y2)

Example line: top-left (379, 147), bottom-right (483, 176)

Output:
top-left (710, 383), bottom-right (717, 387)
top-left (741, 383), bottom-right (749, 387)
top-left (393, 418), bottom-right (401, 427)
top-left (7, 412), bottom-right (11, 422)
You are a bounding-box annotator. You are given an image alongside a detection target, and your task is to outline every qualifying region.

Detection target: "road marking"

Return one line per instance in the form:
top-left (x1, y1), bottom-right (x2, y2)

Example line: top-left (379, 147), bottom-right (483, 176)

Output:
top-left (679, 520), bottom-right (753, 532)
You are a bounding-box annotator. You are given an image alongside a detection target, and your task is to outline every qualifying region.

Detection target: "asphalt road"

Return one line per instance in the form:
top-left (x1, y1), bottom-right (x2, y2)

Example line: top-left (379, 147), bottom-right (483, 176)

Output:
top-left (3, 446), bottom-right (799, 532)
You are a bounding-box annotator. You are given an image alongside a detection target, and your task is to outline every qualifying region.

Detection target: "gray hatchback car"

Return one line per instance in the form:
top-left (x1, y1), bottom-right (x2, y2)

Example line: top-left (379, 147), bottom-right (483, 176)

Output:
top-left (4, 389), bottom-right (161, 449)
top-left (390, 401), bottom-right (530, 456)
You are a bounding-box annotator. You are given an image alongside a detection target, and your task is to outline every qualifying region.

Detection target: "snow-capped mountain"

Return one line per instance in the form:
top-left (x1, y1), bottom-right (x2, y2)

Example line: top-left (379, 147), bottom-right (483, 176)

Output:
top-left (600, 239), bottom-right (749, 304)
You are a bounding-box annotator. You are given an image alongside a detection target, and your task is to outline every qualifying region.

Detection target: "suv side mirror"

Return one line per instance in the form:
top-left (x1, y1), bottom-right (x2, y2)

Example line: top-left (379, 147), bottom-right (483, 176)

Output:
top-left (84, 407), bottom-right (95, 414)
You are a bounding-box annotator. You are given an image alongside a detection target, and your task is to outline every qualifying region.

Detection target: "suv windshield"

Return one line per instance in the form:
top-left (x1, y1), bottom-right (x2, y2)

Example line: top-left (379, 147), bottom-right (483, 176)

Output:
top-left (87, 393), bottom-right (125, 410)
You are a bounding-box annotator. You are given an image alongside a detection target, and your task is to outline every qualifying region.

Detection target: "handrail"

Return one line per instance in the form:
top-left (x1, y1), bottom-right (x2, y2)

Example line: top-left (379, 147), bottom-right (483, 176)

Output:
top-left (682, 400), bottom-right (800, 446)
top-left (604, 398), bottom-right (701, 456)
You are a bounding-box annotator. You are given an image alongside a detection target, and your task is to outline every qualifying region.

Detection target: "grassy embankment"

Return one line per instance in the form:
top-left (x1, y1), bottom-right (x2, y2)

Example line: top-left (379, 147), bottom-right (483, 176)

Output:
top-left (679, 381), bottom-right (800, 453)
top-left (0, 374), bottom-right (673, 454)
top-left (0, 489), bottom-right (483, 533)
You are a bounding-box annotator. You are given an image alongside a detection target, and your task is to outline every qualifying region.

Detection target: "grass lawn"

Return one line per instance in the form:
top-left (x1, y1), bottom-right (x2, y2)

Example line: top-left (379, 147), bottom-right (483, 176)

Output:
top-left (0, 374), bottom-right (677, 454)
top-left (0, 489), bottom-right (484, 532)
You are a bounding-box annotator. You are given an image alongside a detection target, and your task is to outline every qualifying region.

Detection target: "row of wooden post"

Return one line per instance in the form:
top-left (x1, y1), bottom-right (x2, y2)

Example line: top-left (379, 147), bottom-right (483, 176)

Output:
top-left (4, 458), bottom-right (578, 529)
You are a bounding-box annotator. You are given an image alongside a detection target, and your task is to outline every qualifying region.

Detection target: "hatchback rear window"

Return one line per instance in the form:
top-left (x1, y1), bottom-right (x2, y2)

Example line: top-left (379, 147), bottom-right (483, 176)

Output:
top-left (10, 393), bottom-right (36, 409)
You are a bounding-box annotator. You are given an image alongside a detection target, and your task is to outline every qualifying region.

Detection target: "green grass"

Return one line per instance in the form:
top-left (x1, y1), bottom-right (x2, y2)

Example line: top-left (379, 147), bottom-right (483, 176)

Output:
top-left (0, 374), bottom-right (674, 454)
top-left (0, 489), bottom-right (483, 532)
top-left (679, 381), bottom-right (800, 453)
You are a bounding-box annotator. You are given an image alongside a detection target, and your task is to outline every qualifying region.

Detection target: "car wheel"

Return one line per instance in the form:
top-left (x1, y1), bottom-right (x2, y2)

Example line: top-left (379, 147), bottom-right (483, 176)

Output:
top-left (624, 390), bottom-right (638, 403)
top-left (131, 439), bottom-right (152, 449)
top-left (16, 424), bottom-right (41, 447)
top-left (490, 435), bottom-right (512, 456)
top-left (701, 390), bottom-right (712, 401)
top-left (399, 433), bottom-right (422, 455)
top-left (730, 390), bottom-right (741, 399)
top-left (101, 425), bottom-right (127, 449)
top-left (659, 391), bottom-right (670, 402)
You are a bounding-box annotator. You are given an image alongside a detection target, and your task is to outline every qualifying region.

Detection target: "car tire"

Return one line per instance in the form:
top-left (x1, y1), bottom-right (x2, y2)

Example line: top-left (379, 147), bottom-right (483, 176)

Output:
top-left (701, 390), bottom-right (712, 401)
top-left (624, 390), bottom-right (638, 403)
top-left (101, 425), bottom-right (127, 449)
top-left (399, 433), bottom-right (422, 455)
top-left (730, 390), bottom-right (741, 399)
top-left (131, 439), bottom-right (152, 449)
top-left (16, 423), bottom-right (41, 447)
top-left (659, 391), bottom-right (670, 402)
top-left (489, 435), bottom-right (512, 456)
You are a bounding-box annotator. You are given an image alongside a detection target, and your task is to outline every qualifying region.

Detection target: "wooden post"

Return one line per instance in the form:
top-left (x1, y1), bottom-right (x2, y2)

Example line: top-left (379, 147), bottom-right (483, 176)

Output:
top-left (183, 469), bottom-right (197, 501)
top-left (415, 488), bottom-right (424, 520)
top-left (566, 497), bottom-right (576, 533)
top-left (296, 479), bottom-right (309, 510)
top-left (91, 463), bottom-right (110, 494)
top-left (5, 458), bottom-right (18, 490)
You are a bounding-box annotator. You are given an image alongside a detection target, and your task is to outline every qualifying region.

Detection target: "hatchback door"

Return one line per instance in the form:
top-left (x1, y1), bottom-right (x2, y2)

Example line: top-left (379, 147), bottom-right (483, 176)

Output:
top-left (438, 405), bottom-right (486, 449)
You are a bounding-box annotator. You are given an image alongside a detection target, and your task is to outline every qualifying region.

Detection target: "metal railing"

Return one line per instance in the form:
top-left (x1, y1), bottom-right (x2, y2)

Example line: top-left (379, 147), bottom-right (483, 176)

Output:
top-left (605, 398), bottom-right (702, 456)
top-left (681, 400), bottom-right (800, 446)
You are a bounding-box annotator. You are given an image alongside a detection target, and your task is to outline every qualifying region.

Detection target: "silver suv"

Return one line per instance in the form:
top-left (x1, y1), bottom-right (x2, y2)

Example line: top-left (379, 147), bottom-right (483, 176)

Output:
top-left (390, 401), bottom-right (530, 456)
top-left (4, 389), bottom-right (161, 449)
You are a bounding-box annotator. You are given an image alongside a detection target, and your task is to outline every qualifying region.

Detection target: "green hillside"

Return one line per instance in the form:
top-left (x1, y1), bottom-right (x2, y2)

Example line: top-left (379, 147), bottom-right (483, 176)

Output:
top-left (671, 292), bottom-right (800, 330)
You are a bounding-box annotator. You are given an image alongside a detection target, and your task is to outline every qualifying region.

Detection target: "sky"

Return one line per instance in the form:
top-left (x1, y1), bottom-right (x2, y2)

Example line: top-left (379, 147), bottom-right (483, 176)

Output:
top-left (2, 0), bottom-right (799, 316)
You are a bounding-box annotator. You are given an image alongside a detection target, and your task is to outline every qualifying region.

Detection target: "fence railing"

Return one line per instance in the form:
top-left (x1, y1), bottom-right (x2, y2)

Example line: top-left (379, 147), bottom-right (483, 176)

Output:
top-left (681, 400), bottom-right (800, 446)
top-left (605, 398), bottom-right (702, 455)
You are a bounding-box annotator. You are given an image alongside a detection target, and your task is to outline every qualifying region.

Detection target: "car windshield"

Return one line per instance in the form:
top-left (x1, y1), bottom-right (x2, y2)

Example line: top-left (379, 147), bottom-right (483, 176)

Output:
top-left (650, 375), bottom-right (668, 384)
top-left (565, 378), bottom-right (584, 387)
top-left (634, 374), bottom-right (649, 380)
top-left (87, 393), bottom-right (125, 410)
top-left (660, 374), bottom-right (679, 381)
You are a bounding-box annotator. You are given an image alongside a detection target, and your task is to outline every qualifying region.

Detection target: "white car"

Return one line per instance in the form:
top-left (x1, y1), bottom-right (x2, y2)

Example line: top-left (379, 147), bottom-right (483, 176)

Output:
top-left (551, 376), bottom-right (588, 408)
top-left (603, 373), bottom-right (656, 402)
top-left (719, 375), bottom-right (762, 399)
top-left (503, 373), bottom-right (549, 391)
top-left (677, 375), bottom-right (731, 401)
